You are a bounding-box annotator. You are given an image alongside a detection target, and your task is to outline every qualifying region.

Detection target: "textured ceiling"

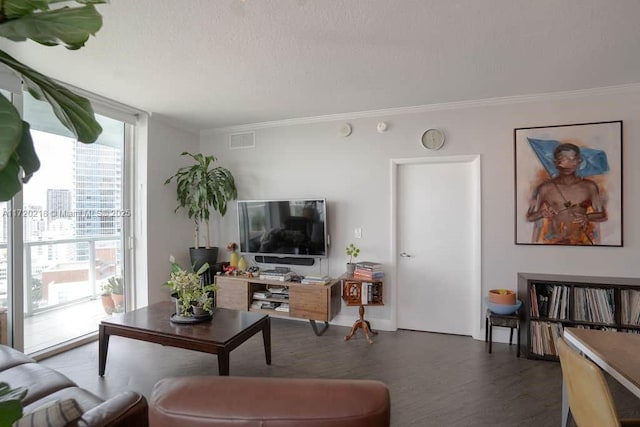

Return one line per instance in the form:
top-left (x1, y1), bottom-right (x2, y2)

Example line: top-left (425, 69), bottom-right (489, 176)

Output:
top-left (3, 0), bottom-right (640, 131)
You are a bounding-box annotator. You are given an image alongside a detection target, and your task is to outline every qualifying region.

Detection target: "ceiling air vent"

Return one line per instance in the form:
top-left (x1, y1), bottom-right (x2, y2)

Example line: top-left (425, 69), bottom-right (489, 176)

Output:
top-left (229, 132), bottom-right (255, 150)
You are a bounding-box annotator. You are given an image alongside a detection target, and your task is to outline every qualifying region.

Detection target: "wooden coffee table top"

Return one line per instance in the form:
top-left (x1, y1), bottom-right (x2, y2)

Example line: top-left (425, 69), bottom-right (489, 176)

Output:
top-left (101, 301), bottom-right (268, 345)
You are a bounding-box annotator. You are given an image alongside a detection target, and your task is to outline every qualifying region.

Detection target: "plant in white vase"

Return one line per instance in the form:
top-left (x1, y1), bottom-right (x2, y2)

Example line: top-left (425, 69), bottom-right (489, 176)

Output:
top-left (346, 243), bottom-right (360, 274)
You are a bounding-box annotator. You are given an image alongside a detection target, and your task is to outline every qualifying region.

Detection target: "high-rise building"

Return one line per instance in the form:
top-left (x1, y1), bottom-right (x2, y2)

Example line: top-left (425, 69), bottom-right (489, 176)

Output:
top-left (46, 189), bottom-right (71, 226)
top-left (73, 141), bottom-right (123, 261)
top-left (23, 204), bottom-right (45, 242)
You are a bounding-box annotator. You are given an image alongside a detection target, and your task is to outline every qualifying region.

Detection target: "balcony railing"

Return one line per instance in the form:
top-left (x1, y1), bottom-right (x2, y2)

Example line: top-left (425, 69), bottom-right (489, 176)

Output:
top-left (0, 235), bottom-right (122, 317)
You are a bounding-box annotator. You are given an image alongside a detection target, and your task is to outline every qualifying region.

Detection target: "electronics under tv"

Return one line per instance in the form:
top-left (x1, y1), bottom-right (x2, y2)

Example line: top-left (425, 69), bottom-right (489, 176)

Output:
top-left (237, 199), bottom-right (328, 260)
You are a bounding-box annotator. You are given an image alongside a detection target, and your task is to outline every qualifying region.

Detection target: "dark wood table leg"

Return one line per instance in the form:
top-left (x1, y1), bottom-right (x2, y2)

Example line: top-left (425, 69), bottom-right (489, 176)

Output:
top-left (309, 320), bottom-right (330, 336)
top-left (217, 349), bottom-right (230, 376)
top-left (263, 317), bottom-right (271, 365)
top-left (488, 321), bottom-right (493, 354)
top-left (98, 324), bottom-right (110, 376)
top-left (485, 315), bottom-right (489, 342)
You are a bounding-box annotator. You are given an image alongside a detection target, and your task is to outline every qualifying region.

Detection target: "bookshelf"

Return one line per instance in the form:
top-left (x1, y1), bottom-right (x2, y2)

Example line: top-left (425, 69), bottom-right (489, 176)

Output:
top-left (517, 273), bottom-right (640, 361)
top-left (342, 278), bottom-right (384, 306)
top-left (341, 273), bottom-right (384, 344)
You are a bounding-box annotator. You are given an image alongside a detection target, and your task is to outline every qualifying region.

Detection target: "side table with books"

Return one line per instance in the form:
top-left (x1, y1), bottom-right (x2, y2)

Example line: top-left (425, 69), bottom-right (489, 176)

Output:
top-left (341, 261), bottom-right (384, 344)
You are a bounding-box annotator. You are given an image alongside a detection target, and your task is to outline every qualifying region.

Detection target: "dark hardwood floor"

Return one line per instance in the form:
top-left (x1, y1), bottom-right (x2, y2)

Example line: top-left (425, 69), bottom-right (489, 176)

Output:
top-left (40, 318), bottom-right (640, 426)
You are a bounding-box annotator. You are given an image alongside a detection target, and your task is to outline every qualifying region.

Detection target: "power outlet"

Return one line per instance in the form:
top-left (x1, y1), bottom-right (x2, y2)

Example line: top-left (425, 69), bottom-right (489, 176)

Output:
top-left (354, 227), bottom-right (362, 239)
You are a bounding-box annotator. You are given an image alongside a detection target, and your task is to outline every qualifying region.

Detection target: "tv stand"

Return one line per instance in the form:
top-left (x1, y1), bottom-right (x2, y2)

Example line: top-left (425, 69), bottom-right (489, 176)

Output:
top-left (214, 275), bottom-right (341, 336)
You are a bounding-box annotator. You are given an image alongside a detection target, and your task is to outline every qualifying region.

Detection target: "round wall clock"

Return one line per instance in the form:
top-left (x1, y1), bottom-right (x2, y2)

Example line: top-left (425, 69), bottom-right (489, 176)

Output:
top-left (421, 128), bottom-right (445, 150)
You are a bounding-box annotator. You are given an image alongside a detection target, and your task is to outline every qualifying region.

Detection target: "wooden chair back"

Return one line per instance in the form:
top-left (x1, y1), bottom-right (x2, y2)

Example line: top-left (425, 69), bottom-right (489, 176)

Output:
top-left (556, 336), bottom-right (619, 427)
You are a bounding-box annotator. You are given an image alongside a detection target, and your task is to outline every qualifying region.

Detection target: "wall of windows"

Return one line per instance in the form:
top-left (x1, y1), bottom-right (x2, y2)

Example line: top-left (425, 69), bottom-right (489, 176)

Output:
top-left (0, 79), bottom-right (136, 354)
top-left (20, 93), bottom-right (129, 353)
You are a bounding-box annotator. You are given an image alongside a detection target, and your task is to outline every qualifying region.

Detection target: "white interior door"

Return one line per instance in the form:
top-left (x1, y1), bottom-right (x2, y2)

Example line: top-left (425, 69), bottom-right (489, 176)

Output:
top-left (396, 158), bottom-right (480, 335)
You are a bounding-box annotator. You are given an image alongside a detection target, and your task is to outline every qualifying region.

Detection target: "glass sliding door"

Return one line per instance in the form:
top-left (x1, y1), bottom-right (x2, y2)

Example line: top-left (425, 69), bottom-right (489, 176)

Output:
top-left (0, 88), bottom-right (14, 347)
top-left (22, 92), bottom-right (129, 354)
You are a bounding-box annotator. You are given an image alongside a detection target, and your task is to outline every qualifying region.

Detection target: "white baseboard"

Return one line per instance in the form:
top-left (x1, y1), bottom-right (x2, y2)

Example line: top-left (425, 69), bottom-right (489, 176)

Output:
top-left (330, 314), bottom-right (394, 331)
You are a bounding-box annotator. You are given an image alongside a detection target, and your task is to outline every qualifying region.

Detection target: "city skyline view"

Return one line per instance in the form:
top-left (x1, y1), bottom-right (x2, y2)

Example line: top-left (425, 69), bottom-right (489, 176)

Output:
top-left (1, 122), bottom-right (126, 319)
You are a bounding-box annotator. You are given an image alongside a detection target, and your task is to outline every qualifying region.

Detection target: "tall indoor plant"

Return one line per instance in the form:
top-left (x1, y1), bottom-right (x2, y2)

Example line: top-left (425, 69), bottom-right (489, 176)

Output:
top-left (0, 0), bottom-right (104, 201)
top-left (165, 152), bottom-right (238, 269)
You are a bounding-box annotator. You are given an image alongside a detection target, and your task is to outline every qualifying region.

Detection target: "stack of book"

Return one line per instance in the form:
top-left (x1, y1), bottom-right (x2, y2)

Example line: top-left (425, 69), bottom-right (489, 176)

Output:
top-left (259, 269), bottom-right (293, 282)
top-left (267, 287), bottom-right (289, 298)
top-left (251, 301), bottom-right (280, 310)
top-left (252, 291), bottom-right (272, 300)
top-left (353, 261), bottom-right (384, 280)
top-left (275, 303), bottom-right (290, 312)
top-left (301, 275), bottom-right (330, 285)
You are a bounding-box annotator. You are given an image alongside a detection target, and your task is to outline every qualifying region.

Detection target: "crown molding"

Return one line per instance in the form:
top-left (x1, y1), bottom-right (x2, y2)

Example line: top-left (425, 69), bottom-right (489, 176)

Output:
top-left (202, 83), bottom-right (640, 136)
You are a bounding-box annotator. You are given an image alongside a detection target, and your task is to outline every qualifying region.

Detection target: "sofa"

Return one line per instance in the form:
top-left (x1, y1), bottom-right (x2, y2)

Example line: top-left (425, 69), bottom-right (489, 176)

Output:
top-left (0, 344), bottom-right (148, 426)
top-left (150, 376), bottom-right (390, 426)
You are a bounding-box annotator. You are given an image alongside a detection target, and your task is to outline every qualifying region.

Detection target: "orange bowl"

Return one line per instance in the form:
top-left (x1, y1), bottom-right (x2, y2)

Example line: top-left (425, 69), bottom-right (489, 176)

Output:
top-left (488, 289), bottom-right (516, 305)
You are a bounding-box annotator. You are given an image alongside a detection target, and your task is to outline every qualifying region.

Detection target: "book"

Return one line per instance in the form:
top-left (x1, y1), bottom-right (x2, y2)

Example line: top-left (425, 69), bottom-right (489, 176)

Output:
top-left (259, 273), bottom-right (292, 281)
top-left (356, 261), bottom-right (383, 270)
top-left (252, 291), bottom-right (272, 300)
top-left (301, 277), bottom-right (329, 284)
top-left (353, 271), bottom-right (384, 280)
top-left (275, 303), bottom-right (290, 312)
top-left (361, 283), bottom-right (369, 304)
top-left (262, 269), bottom-right (291, 275)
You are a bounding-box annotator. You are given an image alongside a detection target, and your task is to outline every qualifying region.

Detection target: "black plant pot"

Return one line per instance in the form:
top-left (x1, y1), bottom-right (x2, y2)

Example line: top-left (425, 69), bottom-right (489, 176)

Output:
top-left (189, 247), bottom-right (219, 272)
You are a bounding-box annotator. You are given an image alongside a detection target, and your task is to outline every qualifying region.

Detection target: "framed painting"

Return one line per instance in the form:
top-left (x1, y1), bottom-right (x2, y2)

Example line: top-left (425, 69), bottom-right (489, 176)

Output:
top-left (514, 121), bottom-right (622, 246)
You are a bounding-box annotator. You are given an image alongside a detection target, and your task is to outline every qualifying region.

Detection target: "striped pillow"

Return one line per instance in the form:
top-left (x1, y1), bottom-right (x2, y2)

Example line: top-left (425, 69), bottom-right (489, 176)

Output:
top-left (13, 399), bottom-right (82, 427)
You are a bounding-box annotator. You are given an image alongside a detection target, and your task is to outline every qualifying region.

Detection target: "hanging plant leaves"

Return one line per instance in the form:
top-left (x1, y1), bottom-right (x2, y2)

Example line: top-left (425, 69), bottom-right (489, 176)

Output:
top-left (0, 0), bottom-right (104, 201)
top-left (0, 94), bottom-right (22, 170)
top-left (0, 155), bottom-right (21, 201)
top-left (0, 51), bottom-right (102, 143)
top-left (16, 121), bottom-right (40, 183)
top-left (0, 97), bottom-right (40, 200)
top-left (3, 0), bottom-right (50, 19)
top-left (0, 4), bottom-right (103, 50)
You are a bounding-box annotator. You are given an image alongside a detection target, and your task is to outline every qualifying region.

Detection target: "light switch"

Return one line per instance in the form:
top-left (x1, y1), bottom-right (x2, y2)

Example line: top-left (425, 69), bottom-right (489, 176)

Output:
top-left (354, 227), bottom-right (362, 239)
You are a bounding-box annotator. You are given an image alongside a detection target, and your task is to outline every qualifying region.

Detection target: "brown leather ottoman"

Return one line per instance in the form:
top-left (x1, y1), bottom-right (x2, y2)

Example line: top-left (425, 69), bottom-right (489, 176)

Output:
top-left (150, 376), bottom-right (390, 427)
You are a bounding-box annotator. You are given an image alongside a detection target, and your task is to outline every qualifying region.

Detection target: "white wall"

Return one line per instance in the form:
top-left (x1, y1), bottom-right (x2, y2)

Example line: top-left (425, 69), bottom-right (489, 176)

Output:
top-left (195, 87), bottom-right (640, 333)
top-left (143, 117), bottom-right (199, 305)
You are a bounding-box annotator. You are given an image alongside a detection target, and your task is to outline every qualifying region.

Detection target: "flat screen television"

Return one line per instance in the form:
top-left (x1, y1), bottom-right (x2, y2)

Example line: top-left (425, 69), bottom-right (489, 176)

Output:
top-left (237, 199), bottom-right (328, 258)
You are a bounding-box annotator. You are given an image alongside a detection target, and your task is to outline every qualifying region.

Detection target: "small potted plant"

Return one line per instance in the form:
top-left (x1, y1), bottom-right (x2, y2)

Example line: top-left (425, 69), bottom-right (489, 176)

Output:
top-left (164, 257), bottom-right (216, 318)
top-left (346, 243), bottom-right (360, 274)
top-left (165, 152), bottom-right (238, 271)
top-left (107, 276), bottom-right (124, 308)
top-left (100, 283), bottom-right (115, 315)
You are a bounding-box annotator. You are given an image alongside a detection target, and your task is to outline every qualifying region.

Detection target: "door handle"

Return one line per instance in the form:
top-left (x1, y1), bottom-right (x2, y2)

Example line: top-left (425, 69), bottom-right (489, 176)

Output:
top-left (399, 252), bottom-right (413, 258)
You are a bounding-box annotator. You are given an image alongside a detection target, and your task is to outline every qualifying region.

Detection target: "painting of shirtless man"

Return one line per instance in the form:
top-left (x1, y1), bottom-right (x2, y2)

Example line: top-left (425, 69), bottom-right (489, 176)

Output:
top-left (515, 121), bottom-right (622, 247)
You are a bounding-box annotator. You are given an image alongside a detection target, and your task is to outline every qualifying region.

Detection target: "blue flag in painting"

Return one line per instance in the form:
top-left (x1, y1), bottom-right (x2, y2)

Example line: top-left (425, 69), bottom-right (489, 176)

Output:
top-left (527, 138), bottom-right (609, 178)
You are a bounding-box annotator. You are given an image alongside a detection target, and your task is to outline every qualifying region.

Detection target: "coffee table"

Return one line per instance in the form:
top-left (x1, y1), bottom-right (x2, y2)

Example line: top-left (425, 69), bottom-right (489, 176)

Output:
top-left (98, 301), bottom-right (270, 376)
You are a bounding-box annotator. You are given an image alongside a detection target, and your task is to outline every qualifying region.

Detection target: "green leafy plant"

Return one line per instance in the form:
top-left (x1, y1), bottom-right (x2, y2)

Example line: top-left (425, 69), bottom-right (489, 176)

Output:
top-left (164, 258), bottom-right (216, 316)
top-left (0, 381), bottom-right (27, 426)
top-left (0, 0), bottom-right (105, 201)
top-left (106, 276), bottom-right (123, 295)
top-left (346, 243), bottom-right (360, 264)
top-left (165, 152), bottom-right (238, 249)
